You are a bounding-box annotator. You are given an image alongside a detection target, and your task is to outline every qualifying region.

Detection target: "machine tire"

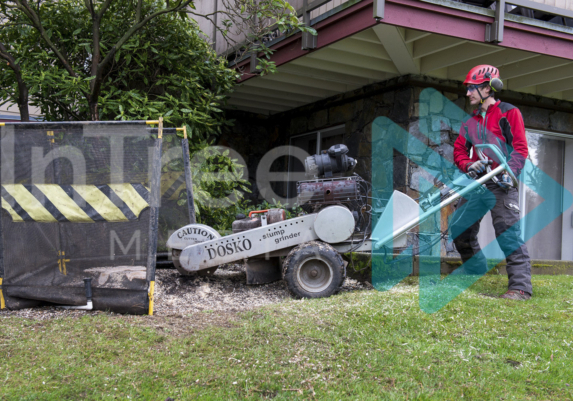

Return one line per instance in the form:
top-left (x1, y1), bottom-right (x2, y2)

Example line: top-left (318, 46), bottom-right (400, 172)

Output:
top-left (283, 241), bottom-right (345, 299)
top-left (172, 249), bottom-right (217, 276)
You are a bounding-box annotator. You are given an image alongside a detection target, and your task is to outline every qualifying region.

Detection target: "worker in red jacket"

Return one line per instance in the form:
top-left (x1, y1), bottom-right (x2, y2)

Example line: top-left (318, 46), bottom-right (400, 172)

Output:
top-left (451, 64), bottom-right (532, 300)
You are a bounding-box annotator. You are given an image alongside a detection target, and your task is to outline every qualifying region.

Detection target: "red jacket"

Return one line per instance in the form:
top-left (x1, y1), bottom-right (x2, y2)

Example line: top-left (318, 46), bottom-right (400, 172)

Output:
top-left (453, 100), bottom-right (528, 177)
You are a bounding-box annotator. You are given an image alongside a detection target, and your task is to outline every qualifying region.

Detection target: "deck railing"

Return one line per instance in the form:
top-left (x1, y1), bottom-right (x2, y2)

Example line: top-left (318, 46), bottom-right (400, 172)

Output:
top-left (220, 0), bottom-right (572, 64)
top-left (484, 0), bottom-right (573, 42)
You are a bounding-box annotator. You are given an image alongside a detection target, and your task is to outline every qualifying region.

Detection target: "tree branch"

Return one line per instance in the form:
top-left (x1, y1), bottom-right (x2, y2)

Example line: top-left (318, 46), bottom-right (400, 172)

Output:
top-left (35, 91), bottom-right (83, 121)
top-left (90, 1), bottom-right (101, 103)
top-left (185, 10), bottom-right (242, 54)
top-left (96, 0), bottom-right (114, 19)
top-left (84, 0), bottom-right (94, 16)
top-left (52, 98), bottom-right (82, 120)
top-left (0, 40), bottom-right (30, 121)
top-left (0, 42), bottom-right (18, 72)
top-left (12, 0), bottom-right (88, 98)
top-left (86, 0), bottom-right (130, 119)
top-left (98, 0), bottom-right (193, 72)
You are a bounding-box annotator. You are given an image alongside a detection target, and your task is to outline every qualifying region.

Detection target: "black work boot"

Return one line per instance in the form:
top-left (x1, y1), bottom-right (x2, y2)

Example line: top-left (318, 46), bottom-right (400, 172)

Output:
top-left (500, 289), bottom-right (531, 300)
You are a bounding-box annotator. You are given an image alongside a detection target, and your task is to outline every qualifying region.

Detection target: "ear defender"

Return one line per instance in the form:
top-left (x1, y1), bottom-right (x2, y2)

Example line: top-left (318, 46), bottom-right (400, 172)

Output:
top-left (490, 77), bottom-right (503, 92)
top-left (484, 71), bottom-right (503, 92)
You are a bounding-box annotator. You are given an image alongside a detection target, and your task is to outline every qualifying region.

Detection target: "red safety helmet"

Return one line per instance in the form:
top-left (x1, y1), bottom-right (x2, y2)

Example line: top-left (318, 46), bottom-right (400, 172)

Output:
top-left (464, 64), bottom-right (504, 96)
top-left (463, 65), bottom-right (500, 86)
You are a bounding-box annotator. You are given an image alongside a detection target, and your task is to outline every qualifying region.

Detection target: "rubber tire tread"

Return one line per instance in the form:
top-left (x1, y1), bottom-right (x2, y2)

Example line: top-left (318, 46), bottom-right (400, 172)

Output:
top-left (283, 241), bottom-right (345, 299)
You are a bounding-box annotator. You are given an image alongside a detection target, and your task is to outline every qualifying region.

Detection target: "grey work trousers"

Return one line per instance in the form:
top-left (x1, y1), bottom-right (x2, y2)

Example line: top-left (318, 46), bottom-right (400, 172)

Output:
top-left (449, 181), bottom-right (533, 294)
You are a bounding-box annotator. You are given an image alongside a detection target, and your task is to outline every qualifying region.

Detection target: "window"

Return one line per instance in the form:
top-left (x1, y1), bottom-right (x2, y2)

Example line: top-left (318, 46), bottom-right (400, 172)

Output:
top-left (520, 130), bottom-right (571, 261)
top-left (477, 130), bottom-right (573, 261)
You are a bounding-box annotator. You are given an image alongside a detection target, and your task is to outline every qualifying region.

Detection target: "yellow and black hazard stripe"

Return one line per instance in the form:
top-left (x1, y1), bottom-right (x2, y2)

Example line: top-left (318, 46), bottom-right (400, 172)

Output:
top-left (161, 172), bottom-right (186, 201)
top-left (1, 183), bottom-right (149, 223)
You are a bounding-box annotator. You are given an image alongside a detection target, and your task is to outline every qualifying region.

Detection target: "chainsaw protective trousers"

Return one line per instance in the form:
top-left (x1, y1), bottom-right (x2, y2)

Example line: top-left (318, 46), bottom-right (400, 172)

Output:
top-left (449, 181), bottom-right (532, 295)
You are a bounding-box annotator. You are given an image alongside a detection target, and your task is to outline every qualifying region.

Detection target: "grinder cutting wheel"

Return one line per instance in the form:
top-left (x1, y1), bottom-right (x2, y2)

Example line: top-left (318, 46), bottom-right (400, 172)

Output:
top-left (167, 223), bottom-right (222, 275)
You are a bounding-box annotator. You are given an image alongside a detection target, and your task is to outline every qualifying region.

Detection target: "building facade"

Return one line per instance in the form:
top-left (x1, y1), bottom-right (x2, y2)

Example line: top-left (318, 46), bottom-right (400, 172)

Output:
top-left (196, 0), bottom-right (573, 263)
top-left (0, 103), bottom-right (41, 122)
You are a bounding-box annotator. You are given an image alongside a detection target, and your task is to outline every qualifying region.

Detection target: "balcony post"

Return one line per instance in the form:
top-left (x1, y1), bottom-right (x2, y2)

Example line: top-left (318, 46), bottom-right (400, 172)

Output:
top-left (374, 0), bottom-right (385, 20)
top-left (485, 0), bottom-right (505, 43)
top-left (302, 0), bottom-right (317, 50)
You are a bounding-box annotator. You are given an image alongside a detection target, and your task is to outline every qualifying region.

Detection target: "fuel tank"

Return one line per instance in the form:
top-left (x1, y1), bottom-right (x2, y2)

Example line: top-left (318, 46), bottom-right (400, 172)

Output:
top-left (232, 208), bottom-right (286, 233)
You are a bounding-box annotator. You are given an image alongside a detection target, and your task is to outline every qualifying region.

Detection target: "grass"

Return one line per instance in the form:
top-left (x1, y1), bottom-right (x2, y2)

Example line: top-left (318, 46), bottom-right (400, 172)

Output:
top-left (1, 275), bottom-right (573, 400)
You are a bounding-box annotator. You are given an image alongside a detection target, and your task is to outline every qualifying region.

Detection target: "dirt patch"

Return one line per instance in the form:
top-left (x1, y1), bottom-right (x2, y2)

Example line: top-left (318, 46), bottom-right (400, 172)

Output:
top-left (154, 264), bottom-right (289, 316)
top-left (0, 264), bottom-right (372, 329)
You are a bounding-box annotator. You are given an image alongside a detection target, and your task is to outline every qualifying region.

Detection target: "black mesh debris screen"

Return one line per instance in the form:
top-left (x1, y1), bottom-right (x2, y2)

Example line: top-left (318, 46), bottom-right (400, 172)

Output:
top-left (158, 127), bottom-right (195, 252)
top-left (0, 121), bottom-right (169, 315)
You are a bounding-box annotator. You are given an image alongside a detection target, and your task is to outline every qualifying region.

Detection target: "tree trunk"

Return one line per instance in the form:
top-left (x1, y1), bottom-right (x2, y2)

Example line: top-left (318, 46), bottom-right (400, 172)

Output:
top-left (88, 74), bottom-right (102, 121)
top-left (89, 101), bottom-right (99, 121)
top-left (0, 42), bottom-right (30, 122)
top-left (89, 11), bottom-right (102, 122)
top-left (17, 77), bottom-right (30, 122)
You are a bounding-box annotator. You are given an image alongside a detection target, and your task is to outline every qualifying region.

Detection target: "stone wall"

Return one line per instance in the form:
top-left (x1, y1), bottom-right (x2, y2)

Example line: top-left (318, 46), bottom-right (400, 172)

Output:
top-left (218, 110), bottom-right (275, 204)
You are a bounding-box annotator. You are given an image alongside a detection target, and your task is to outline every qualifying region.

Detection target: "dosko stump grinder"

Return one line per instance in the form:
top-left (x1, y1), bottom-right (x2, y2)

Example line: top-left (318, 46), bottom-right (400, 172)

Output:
top-left (167, 144), bottom-right (517, 298)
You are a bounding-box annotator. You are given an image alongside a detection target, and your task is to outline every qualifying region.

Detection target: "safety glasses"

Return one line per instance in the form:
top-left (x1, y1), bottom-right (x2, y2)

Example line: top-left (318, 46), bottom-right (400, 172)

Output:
top-left (467, 84), bottom-right (484, 92)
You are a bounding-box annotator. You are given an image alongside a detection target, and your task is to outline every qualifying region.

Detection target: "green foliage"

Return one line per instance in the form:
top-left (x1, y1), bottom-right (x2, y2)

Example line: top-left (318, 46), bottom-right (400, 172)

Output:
top-left (0, 0), bottom-right (237, 137)
top-left (183, 141), bottom-right (251, 232)
top-left (0, 17), bottom-right (34, 113)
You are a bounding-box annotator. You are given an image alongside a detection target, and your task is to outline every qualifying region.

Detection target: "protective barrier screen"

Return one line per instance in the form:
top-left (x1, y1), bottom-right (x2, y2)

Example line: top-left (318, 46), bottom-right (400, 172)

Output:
top-left (158, 128), bottom-right (194, 252)
top-left (0, 122), bottom-right (162, 314)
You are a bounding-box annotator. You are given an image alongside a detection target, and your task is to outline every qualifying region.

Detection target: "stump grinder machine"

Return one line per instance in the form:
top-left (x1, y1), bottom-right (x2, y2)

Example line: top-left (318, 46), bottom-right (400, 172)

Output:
top-left (167, 143), bottom-right (517, 299)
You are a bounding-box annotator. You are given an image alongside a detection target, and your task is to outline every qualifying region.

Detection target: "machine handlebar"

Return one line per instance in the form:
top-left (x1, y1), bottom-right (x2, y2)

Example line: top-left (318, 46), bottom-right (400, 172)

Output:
top-left (248, 210), bottom-right (269, 218)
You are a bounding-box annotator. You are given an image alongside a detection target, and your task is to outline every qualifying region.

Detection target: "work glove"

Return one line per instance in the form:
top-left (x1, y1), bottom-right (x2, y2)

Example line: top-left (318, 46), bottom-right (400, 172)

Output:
top-left (466, 160), bottom-right (490, 178)
top-left (497, 172), bottom-right (514, 189)
top-left (468, 160), bottom-right (488, 173)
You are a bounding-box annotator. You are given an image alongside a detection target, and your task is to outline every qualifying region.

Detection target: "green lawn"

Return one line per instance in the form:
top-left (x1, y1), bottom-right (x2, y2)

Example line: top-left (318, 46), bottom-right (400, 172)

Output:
top-left (1, 275), bottom-right (573, 400)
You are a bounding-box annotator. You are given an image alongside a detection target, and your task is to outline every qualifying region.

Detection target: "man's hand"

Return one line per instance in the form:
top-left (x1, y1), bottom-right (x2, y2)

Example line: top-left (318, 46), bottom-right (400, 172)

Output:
top-left (497, 172), bottom-right (514, 189)
top-left (467, 160), bottom-right (490, 178)
top-left (468, 160), bottom-right (488, 173)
